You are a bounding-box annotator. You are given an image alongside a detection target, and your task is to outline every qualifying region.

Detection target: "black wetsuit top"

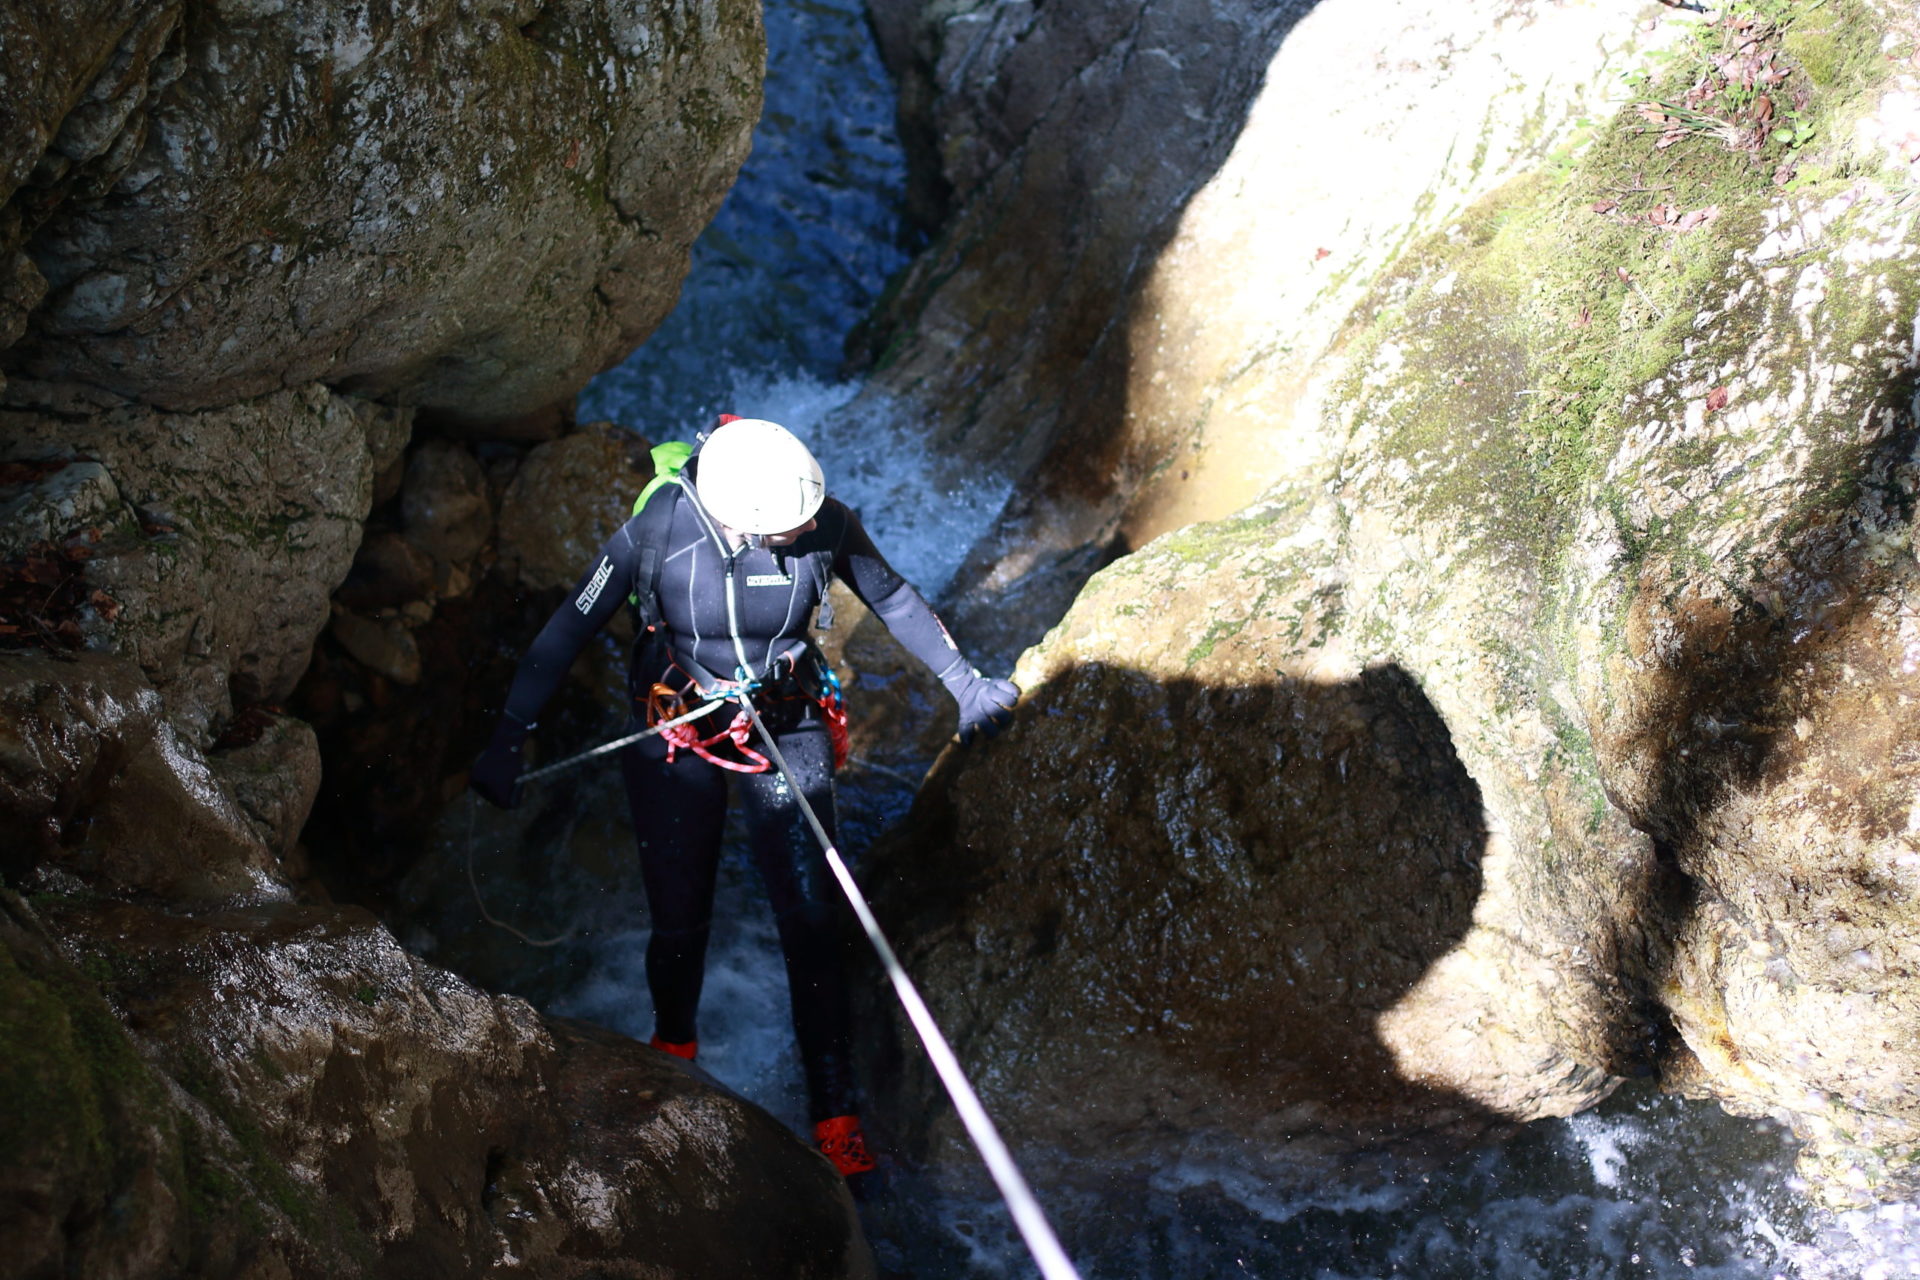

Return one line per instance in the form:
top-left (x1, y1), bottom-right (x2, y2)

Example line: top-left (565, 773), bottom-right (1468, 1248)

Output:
top-left (502, 485), bottom-right (964, 726)
top-left (497, 479), bottom-right (964, 1122)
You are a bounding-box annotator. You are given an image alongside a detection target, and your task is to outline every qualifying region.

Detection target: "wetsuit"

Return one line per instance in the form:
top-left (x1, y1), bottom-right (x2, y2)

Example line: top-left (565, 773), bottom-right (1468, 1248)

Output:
top-left (495, 478), bottom-right (967, 1121)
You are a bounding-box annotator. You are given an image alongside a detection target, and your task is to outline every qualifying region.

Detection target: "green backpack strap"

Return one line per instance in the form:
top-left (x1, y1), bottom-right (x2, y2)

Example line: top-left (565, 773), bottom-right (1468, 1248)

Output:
top-left (627, 440), bottom-right (696, 627)
top-left (634, 440), bottom-right (695, 516)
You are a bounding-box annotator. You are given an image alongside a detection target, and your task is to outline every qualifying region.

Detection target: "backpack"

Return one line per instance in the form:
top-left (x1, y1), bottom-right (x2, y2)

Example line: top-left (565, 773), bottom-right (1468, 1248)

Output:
top-left (626, 439), bottom-right (694, 633)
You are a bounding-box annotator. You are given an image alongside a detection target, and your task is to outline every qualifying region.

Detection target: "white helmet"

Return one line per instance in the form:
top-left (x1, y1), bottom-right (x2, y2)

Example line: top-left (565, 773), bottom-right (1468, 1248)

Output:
top-left (693, 418), bottom-right (827, 534)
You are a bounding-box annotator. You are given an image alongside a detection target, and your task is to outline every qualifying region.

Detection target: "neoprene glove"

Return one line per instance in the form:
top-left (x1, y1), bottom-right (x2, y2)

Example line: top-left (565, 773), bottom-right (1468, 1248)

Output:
top-left (941, 665), bottom-right (1020, 744)
top-left (471, 715), bottom-right (532, 809)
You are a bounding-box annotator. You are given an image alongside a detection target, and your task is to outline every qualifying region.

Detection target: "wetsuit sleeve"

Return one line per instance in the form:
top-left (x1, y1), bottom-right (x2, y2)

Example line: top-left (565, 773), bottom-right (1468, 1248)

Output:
top-left (499, 520), bottom-right (641, 727)
top-left (832, 506), bottom-right (968, 682)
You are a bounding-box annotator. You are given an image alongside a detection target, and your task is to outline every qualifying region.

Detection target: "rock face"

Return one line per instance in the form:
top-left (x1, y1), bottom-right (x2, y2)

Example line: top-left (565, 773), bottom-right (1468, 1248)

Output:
top-left (4, 887), bottom-right (873, 1279)
top-left (296, 422), bottom-right (656, 888)
top-left (0, 0), bottom-right (858, 1269)
top-left (1, 0), bottom-right (763, 424)
top-left (861, 0), bottom-right (1920, 1209)
top-left (2, 384), bottom-right (411, 736)
top-left (858, 0), bottom-right (1667, 661)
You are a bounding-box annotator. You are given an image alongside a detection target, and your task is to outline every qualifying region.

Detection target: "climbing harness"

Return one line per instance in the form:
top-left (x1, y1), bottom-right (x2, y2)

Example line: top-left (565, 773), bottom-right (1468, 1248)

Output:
top-left (646, 667), bottom-right (774, 773)
top-left (734, 688), bottom-right (1083, 1280)
top-left (644, 648), bottom-right (849, 775)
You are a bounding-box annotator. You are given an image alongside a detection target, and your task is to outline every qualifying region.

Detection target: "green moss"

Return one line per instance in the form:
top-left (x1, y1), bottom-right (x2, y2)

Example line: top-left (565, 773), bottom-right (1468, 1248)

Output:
top-left (1185, 617), bottom-right (1246, 668)
top-left (176, 1050), bottom-right (318, 1232)
top-left (1332, 0), bottom-right (1891, 571)
top-left (0, 937), bottom-right (167, 1173)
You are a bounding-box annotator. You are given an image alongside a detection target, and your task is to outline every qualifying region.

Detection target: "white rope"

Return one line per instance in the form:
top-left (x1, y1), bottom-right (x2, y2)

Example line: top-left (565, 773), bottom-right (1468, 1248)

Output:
top-left (738, 693), bottom-right (1083, 1280)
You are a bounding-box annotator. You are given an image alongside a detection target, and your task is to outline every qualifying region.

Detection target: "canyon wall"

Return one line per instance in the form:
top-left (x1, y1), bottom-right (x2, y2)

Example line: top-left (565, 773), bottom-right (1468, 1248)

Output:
top-left (1, 2), bottom-right (881, 1273)
top-left (858, 0), bottom-right (1920, 1211)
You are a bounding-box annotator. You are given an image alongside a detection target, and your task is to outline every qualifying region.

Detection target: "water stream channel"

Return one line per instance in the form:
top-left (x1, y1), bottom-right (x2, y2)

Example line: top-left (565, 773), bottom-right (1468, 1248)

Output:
top-left (437, 2), bottom-right (1920, 1275)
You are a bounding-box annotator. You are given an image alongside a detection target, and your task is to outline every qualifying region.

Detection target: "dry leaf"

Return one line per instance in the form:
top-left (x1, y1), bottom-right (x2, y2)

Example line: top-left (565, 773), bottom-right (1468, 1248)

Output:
top-left (1675, 205), bottom-right (1720, 232)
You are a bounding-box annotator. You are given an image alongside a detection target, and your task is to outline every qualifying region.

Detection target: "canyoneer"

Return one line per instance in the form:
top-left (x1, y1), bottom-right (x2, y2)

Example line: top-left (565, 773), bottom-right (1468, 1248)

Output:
top-left (469, 414), bottom-right (1019, 1177)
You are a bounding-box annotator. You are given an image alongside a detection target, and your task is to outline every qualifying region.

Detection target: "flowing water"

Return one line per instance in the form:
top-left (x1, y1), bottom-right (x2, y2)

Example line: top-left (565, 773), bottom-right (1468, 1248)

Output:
top-left (531, 2), bottom-right (1920, 1276)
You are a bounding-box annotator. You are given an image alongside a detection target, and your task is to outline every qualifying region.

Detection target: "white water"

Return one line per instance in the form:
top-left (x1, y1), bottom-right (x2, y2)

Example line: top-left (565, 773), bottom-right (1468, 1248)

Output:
top-left (543, 2), bottom-right (1920, 1276)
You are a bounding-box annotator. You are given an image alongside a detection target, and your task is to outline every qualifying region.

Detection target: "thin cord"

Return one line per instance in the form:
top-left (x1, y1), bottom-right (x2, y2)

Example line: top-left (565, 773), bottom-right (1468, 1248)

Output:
top-left (465, 791), bottom-right (570, 947)
top-left (466, 698), bottom-right (729, 946)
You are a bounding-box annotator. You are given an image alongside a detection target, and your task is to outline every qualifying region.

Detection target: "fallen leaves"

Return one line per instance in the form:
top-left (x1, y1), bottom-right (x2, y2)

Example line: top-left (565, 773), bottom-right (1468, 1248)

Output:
top-left (0, 529), bottom-right (117, 652)
top-left (1589, 196), bottom-right (1720, 232)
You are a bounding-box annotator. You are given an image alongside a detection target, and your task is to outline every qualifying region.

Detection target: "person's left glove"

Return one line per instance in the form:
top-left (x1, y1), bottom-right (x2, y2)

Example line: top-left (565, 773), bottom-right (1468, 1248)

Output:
top-left (940, 666), bottom-right (1020, 744)
top-left (471, 715), bottom-right (533, 809)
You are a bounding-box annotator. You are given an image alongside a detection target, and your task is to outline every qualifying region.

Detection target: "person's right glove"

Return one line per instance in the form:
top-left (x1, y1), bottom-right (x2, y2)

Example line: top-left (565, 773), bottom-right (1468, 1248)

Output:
top-left (940, 665), bottom-right (1020, 744)
top-left (471, 715), bottom-right (533, 809)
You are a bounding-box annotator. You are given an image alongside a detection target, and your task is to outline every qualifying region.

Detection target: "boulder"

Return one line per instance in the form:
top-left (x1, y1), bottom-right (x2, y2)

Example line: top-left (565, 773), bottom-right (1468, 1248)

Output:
top-left (5, 887), bottom-right (875, 1279)
top-left (494, 420), bottom-right (655, 591)
top-left (400, 439), bottom-right (493, 570)
top-left (0, 650), bottom-right (162, 878)
top-left (0, 892), bottom-right (188, 1280)
top-left (206, 711), bottom-right (324, 861)
top-left (325, 606), bottom-right (424, 687)
top-left (862, 0), bottom-right (1920, 1208)
top-left (1, 0), bottom-right (764, 426)
top-left (0, 458), bottom-right (119, 558)
top-left (332, 530), bottom-right (436, 613)
top-left (1, 383), bottom-right (410, 738)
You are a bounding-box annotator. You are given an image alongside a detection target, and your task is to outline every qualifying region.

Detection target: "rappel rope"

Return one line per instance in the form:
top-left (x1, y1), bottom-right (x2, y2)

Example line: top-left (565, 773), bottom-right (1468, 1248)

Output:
top-left (465, 697), bottom-right (729, 947)
top-left (736, 689), bottom-right (1084, 1280)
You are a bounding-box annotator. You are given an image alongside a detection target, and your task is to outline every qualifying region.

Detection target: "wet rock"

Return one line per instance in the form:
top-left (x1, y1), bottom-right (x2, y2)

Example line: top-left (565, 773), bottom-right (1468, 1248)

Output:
top-left (495, 421), bottom-right (655, 591)
top-left (0, 650), bottom-right (161, 879)
top-left (864, 0), bottom-right (1920, 1208)
top-left (0, 891), bottom-right (189, 1280)
top-left (2, 879), bottom-right (875, 1279)
top-left (1, 0), bottom-right (764, 426)
top-left (206, 713), bottom-right (323, 860)
top-left (17, 891), bottom-right (875, 1279)
top-left (69, 717), bottom-right (289, 903)
top-left (1, 384), bottom-right (410, 739)
top-left (400, 439), bottom-right (492, 570)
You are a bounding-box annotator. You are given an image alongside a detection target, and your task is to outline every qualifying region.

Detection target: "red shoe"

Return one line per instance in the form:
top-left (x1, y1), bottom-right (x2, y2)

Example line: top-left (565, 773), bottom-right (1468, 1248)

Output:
top-left (813, 1114), bottom-right (877, 1177)
top-left (648, 1035), bottom-right (698, 1061)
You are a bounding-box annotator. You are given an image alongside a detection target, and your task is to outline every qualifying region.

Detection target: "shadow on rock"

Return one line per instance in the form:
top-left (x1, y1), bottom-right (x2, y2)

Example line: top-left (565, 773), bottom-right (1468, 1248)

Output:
top-left (853, 658), bottom-right (1521, 1222)
top-left (1590, 391), bottom-right (1920, 1202)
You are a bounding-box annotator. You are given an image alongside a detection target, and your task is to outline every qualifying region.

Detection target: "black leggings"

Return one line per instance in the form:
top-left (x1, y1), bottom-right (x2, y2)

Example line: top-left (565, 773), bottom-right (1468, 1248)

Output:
top-left (620, 715), bottom-right (856, 1122)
